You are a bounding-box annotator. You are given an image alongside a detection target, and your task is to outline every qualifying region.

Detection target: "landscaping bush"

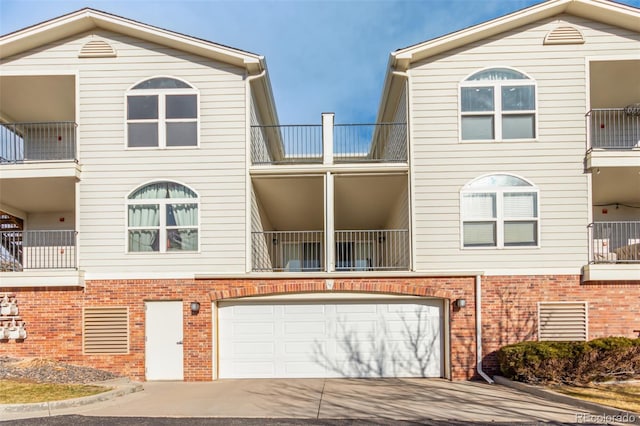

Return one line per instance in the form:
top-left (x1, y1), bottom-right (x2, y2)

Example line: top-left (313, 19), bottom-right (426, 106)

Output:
top-left (497, 337), bottom-right (640, 385)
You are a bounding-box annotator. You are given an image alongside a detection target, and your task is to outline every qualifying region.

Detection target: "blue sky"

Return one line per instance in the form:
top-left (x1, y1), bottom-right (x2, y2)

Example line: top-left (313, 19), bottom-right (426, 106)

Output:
top-left (1, 0), bottom-right (639, 124)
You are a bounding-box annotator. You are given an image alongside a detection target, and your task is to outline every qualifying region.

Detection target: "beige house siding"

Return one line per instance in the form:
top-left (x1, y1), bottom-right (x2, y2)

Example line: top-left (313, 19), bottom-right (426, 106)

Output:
top-left (409, 15), bottom-right (640, 272)
top-left (1, 30), bottom-right (249, 274)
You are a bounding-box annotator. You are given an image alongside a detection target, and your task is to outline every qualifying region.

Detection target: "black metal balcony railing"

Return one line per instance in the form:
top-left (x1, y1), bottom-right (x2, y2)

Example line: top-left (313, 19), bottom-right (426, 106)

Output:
top-left (251, 229), bottom-right (410, 272)
top-left (335, 229), bottom-right (410, 271)
top-left (251, 125), bottom-right (323, 165)
top-left (250, 122), bottom-right (407, 165)
top-left (588, 108), bottom-right (640, 149)
top-left (334, 123), bottom-right (407, 163)
top-left (252, 230), bottom-right (324, 272)
top-left (0, 230), bottom-right (77, 271)
top-left (0, 122), bottom-right (77, 163)
top-left (589, 221), bottom-right (640, 264)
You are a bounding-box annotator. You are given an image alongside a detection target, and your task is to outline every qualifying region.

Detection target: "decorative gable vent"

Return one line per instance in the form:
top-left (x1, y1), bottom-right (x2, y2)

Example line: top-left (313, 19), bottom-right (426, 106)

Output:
top-left (544, 26), bottom-right (585, 45)
top-left (538, 301), bottom-right (588, 341)
top-left (78, 40), bottom-right (117, 58)
top-left (83, 306), bottom-right (129, 354)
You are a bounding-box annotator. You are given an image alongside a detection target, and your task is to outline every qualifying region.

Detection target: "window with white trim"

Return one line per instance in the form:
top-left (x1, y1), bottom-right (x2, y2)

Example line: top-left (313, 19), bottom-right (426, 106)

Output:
top-left (461, 174), bottom-right (539, 248)
top-left (460, 68), bottom-right (536, 141)
top-left (127, 181), bottom-right (198, 252)
top-left (127, 77), bottom-right (198, 148)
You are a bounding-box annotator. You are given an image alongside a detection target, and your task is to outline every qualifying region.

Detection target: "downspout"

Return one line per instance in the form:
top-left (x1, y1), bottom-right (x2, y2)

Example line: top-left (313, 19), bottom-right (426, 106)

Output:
top-left (246, 69), bottom-right (266, 83)
top-left (244, 70), bottom-right (266, 273)
top-left (476, 274), bottom-right (494, 384)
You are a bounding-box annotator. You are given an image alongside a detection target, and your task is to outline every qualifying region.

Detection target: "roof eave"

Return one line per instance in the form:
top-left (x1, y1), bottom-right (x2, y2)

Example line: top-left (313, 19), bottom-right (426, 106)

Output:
top-left (391, 0), bottom-right (639, 67)
top-left (0, 8), bottom-right (265, 71)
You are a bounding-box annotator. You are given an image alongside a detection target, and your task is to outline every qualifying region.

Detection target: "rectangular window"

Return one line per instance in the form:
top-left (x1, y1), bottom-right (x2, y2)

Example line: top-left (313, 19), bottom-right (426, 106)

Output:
top-left (127, 90), bottom-right (198, 148)
top-left (128, 123), bottom-right (159, 148)
top-left (463, 222), bottom-right (497, 247)
top-left (461, 116), bottom-right (494, 140)
top-left (502, 86), bottom-right (534, 111)
top-left (166, 122), bottom-right (197, 147)
top-left (504, 221), bottom-right (537, 246)
top-left (127, 96), bottom-right (158, 119)
top-left (128, 204), bottom-right (160, 252)
top-left (462, 189), bottom-right (538, 248)
top-left (502, 115), bottom-right (535, 139)
top-left (166, 95), bottom-right (197, 118)
top-left (166, 203), bottom-right (198, 251)
top-left (460, 76), bottom-right (536, 141)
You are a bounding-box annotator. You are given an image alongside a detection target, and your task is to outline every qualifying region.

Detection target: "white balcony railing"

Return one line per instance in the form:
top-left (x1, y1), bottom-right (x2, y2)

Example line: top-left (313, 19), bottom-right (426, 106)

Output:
top-left (588, 108), bottom-right (640, 150)
top-left (0, 122), bottom-right (77, 163)
top-left (589, 221), bottom-right (640, 264)
top-left (1, 230), bottom-right (77, 271)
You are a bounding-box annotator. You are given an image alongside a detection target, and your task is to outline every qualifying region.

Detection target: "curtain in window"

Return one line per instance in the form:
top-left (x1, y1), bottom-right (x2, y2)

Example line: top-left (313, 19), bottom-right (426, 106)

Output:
top-left (168, 183), bottom-right (197, 199)
top-left (128, 205), bottom-right (159, 251)
top-left (130, 183), bottom-right (166, 199)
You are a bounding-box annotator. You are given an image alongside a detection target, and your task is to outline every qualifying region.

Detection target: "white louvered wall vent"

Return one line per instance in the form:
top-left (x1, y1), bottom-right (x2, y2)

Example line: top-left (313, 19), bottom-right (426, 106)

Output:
top-left (78, 40), bottom-right (117, 58)
top-left (538, 301), bottom-right (588, 341)
top-left (83, 306), bottom-right (129, 354)
top-left (544, 26), bottom-right (585, 45)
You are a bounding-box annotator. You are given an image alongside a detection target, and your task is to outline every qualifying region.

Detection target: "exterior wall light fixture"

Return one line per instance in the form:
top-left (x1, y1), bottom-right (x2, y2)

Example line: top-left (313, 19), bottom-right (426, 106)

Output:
top-left (455, 298), bottom-right (467, 309)
top-left (190, 301), bottom-right (201, 315)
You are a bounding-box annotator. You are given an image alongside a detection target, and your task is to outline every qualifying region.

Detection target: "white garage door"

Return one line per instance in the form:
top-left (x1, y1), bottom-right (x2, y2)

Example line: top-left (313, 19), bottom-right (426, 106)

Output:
top-left (218, 299), bottom-right (443, 378)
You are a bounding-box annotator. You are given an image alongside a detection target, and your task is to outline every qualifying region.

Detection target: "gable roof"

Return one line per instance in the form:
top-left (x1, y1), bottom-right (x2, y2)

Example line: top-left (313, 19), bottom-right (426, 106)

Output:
top-left (0, 8), bottom-right (279, 125)
top-left (377, 0), bottom-right (640, 121)
top-left (0, 8), bottom-right (264, 71)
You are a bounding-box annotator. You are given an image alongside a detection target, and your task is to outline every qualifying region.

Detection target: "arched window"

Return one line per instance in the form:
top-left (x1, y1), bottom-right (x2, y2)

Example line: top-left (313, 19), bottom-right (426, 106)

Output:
top-left (460, 67), bottom-right (536, 141)
top-left (127, 181), bottom-right (198, 252)
top-left (461, 174), bottom-right (539, 248)
top-left (126, 77), bottom-right (198, 148)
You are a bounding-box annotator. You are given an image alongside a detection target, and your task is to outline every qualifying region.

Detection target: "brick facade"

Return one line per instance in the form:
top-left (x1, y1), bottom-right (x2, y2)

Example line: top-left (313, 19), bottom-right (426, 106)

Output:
top-left (1, 275), bottom-right (638, 381)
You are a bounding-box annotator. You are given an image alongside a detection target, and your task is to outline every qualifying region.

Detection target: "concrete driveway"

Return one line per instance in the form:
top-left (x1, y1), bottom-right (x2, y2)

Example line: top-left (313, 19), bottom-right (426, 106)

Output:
top-left (5, 378), bottom-right (595, 422)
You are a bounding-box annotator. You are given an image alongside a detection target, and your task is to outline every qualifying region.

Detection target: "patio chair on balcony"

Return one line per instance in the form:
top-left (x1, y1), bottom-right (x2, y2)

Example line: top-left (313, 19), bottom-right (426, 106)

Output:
top-left (593, 239), bottom-right (617, 263)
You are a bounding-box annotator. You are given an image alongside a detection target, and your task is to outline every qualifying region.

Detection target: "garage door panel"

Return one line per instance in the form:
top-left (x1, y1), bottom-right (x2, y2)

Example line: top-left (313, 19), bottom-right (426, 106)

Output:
top-left (218, 299), bottom-right (443, 379)
top-left (232, 342), bottom-right (275, 356)
top-left (284, 304), bottom-right (325, 314)
top-left (284, 321), bottom-right (325, 335)
top-left (227, 304), bottom-right (275, 316)
top-left (335, 304), bottom-right (377, 313)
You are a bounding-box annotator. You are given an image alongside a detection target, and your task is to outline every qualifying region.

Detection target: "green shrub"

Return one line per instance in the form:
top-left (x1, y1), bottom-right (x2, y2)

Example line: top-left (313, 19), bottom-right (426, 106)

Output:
top-left (497, 337), bottom-right (640, 385)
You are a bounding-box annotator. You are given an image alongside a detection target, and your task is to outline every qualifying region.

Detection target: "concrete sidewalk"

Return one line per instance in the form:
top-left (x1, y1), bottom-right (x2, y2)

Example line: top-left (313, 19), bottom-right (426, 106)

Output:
top-left (1, 378), bottom-right (611, 422)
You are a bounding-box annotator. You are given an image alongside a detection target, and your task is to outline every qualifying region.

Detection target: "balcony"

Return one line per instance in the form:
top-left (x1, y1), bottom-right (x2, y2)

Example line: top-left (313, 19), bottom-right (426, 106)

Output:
top-left (584, 221), bottom-right (640, 282)
top-left (1, 230), bottom-right (77, 272)
top-left (251, 229), bottom-right (409, 273)
top-left (586, 108), bottom-right (640, 169)
top-left (589, 221), bottom-right (640, 264)
top-left (251, 115), bottom-right (407, 166)
top-left (335, 229), bottom-right (409, 271)
top-left (252, 230), bottom-right (324, 272)
top-left (0, 121), bottom-right (80, 183)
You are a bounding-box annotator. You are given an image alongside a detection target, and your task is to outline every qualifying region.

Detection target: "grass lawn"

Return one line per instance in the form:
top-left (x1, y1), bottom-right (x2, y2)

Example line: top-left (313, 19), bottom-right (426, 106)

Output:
top-left (553, 383), bottom-right (640, 413)
top-left (0, 380), bottom-right (109, 404)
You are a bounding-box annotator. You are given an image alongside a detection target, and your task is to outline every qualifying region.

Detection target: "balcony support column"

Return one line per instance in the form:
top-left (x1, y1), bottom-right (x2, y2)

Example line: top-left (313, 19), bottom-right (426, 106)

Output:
top-left (325, 171), bottom-right (335, 272)
top-left (322, 112), bottom-right (334, 165)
